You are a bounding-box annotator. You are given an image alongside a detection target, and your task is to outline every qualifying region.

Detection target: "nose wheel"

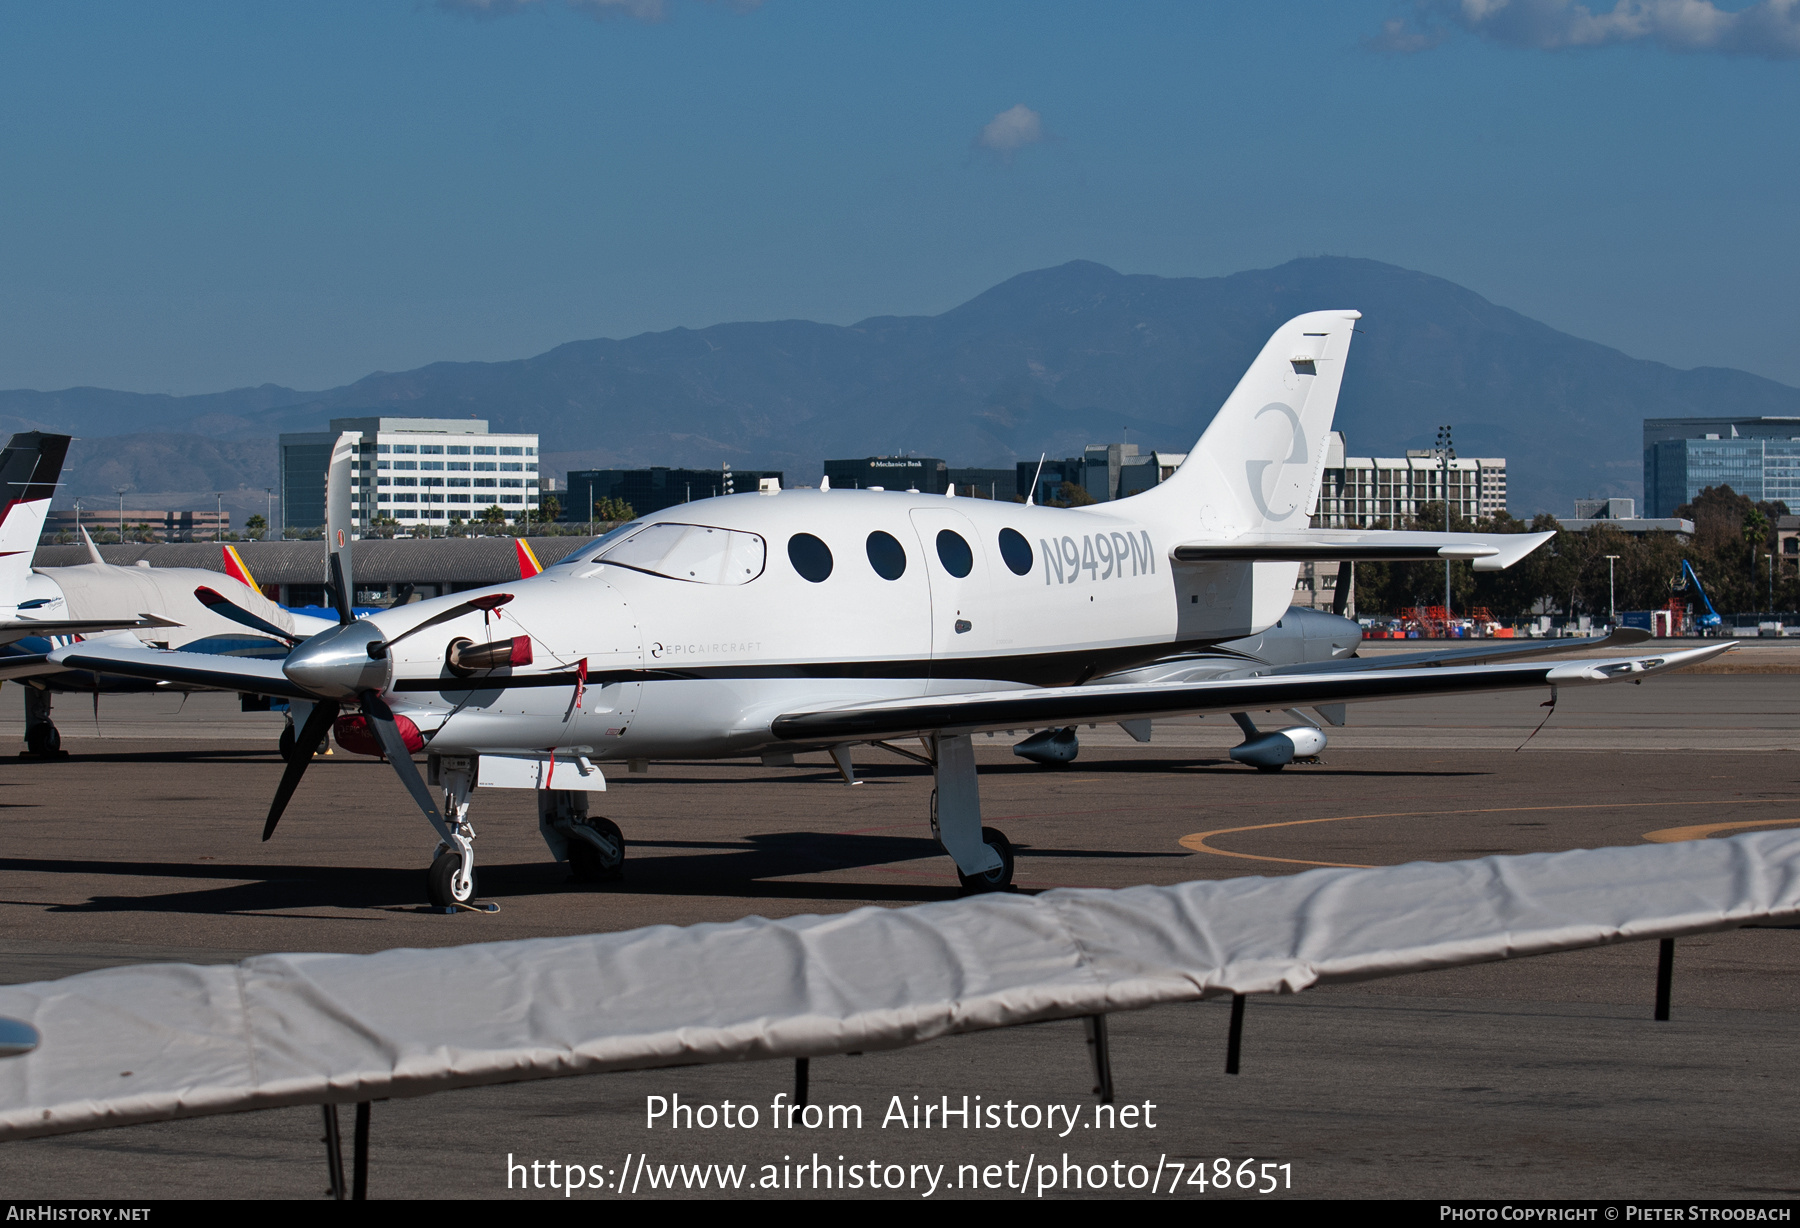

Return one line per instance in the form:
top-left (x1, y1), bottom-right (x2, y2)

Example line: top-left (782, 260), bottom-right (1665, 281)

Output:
top-left (426, 847), bottom-right (476, 908)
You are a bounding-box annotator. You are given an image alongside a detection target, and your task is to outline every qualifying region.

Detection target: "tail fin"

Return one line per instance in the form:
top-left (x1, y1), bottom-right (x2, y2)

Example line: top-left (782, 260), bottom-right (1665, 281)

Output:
top-left (80, 526), bottom-right (107, 566)
top-left (515, 538), bottom-right (543, 579)
top-left (222, 543), bottom-right (258, 590)
top-left (1134, 310), bottom-right (1360, 535)
top-left (0, 432), bottom-right (70, 606)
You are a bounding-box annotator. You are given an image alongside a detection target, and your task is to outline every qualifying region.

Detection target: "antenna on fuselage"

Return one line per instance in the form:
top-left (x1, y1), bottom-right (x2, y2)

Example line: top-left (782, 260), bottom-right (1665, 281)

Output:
top-left (1026, 452), bottom-right (1047, 506)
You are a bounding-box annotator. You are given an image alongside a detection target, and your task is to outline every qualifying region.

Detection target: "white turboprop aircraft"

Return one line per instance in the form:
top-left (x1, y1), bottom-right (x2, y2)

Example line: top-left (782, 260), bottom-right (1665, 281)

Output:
top-left (48, 311), bottom-right (1728, 906)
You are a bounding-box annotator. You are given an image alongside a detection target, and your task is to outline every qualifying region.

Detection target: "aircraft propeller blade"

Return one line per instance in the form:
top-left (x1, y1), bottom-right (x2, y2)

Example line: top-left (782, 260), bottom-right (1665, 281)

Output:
top-left (366, 593), bottom-right (514, 658)
top-left (358, 690), bottom-right (455, 845)
top-left (327, 550), bottom-right (353, 627)
top-left (194, 587), bottom-right (300, 646)
top-left (264, 700), bottom-right (340, 841)
top-left (325, 431), bottom-right (359, 626)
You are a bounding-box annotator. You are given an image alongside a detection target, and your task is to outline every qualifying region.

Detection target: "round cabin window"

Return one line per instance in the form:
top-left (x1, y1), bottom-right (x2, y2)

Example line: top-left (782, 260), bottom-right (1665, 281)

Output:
top-left (787, 533), bottom-right (834, 582)
top-left (935, 529), bottom-right (973, 578)
top-left (866, 531), bottom-right (907, 580)
top-left (997, 528), bottom-right (1033, 576)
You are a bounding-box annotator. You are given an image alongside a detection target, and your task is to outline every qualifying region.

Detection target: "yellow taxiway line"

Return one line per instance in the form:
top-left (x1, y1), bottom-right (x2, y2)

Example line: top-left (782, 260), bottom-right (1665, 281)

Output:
top-left (1180, 799), bottom-right (1800, 869)
top-left (1641, 817), bottom-right (1800, 843)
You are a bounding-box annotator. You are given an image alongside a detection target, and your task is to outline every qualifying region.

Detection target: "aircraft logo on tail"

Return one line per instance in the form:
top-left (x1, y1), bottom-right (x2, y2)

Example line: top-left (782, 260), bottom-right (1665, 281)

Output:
top-left (516, 539), bottom-right (543, 579)
top-left (1243, 401), bottom-right (1308, 523)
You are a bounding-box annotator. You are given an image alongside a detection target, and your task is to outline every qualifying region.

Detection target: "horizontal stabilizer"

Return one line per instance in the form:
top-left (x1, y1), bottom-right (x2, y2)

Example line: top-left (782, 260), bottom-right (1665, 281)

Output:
top-left (1172, 529), bottom-right (1554, 572)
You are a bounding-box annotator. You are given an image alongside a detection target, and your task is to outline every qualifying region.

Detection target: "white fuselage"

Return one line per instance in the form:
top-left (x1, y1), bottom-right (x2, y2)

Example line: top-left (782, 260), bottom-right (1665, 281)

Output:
top-left (365, 488), bottom-right (1314, 761)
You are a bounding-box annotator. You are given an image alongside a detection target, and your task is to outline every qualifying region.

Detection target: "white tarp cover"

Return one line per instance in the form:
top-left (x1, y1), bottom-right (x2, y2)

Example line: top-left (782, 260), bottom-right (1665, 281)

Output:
top-left (2, 828), bottom-right (1798, 1140)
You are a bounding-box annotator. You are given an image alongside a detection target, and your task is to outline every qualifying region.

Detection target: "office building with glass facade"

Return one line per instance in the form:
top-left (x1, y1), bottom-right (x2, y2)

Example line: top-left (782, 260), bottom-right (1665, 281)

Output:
top-left (1643, 417), bottom-right (1800, 516)
top-left (279, 418), bottom-right (540, 532)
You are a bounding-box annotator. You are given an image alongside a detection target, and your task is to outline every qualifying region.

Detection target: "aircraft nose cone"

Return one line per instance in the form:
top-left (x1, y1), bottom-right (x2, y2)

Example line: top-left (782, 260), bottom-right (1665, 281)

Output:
top-left (282, 620), bottom-right (392, 700)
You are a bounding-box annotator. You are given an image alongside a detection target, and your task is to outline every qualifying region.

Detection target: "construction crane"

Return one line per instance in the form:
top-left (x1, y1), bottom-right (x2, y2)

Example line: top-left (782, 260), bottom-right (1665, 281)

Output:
top-left (1674, 558), bottom-right (1723, 632)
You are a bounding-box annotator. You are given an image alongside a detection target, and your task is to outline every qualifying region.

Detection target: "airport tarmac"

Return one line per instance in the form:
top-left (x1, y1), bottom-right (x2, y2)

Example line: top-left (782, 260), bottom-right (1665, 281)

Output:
top-left (0, 673), bottom-right (1796, 1199)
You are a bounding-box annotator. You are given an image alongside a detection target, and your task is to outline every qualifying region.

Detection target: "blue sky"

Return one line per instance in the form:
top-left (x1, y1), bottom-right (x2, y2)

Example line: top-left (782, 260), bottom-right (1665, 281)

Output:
top-left (2, 0), bottom-right (1797, 393)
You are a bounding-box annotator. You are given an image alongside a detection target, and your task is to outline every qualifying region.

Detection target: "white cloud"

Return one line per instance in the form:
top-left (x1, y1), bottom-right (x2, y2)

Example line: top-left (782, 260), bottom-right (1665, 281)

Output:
top-left (975, 104), bottom-right (1045, 161)
top-left (1380, 0), bottom-right (1800, 58)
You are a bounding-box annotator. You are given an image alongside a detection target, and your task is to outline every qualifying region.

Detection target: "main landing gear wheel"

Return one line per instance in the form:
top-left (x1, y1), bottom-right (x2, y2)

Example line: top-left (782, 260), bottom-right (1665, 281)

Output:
top-left (567, 817), bottom-right (625, 883)
top-left (24, 724), bottom-right (60, 756)
top-left (956, 826), bottom-right (1015, 894)
top-left (426, 849), bottom-right (476, 908)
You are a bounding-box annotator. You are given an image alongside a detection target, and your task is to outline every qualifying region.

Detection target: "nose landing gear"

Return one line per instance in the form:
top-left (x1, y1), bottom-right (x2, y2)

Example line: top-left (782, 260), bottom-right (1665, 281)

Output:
top-left (427, 846), bottom-right (476, 908)
top-left (425, 756), bottom-right (479, 910)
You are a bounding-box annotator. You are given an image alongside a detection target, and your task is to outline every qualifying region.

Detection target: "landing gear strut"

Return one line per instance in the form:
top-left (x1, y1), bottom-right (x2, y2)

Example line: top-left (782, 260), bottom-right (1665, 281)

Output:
top-left (424, 755), bottom-right (478, 909)
top-left (22, 685), bottom-right (61, 757)
top-left (931, 733), bottom-right (1013, 892)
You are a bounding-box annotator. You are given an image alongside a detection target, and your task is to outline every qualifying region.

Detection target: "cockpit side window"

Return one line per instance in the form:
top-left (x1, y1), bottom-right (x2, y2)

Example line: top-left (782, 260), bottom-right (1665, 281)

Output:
top-left (594, 522), bottom-right (766, 584)
top-left (551, 521), bottom-right (644, 568)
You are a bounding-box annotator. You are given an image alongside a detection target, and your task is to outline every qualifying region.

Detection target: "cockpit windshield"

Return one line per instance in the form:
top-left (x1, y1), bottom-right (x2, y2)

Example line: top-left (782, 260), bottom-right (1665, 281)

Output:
top-left (552, 521), bottom-right (644, 568)
top-left (561, 522), bottom-right (766, 585)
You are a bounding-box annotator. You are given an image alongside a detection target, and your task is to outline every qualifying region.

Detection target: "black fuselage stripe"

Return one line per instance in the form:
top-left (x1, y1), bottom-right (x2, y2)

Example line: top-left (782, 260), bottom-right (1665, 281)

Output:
top-left (389, 638), bottom-right (1267, 692)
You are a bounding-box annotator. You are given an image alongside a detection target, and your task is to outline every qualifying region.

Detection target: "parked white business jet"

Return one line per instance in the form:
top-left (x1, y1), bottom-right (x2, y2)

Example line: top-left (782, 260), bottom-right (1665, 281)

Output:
top-left (0, 440), bottom-right (336, 753)
top-left (50, 312), bottom-right (1728, 906)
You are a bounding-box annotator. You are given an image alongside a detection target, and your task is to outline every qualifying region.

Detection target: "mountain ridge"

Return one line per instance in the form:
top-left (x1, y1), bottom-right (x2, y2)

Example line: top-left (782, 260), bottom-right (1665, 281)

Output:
top-left (8, 256), bottom-right (1798, 517)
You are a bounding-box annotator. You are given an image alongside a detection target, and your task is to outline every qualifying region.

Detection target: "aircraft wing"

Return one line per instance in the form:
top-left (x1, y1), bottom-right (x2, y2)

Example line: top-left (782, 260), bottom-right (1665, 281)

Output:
top-left (1171, 529), bottom-right (1553, 572)
top-left (0, 653), bottom-right (60, 682)
top-left (0, 614), bottom-right (182, 647)
top-left (45, 641), bottom-right (312, 700)
top-left (771, 643), bottom-right (1730, 743)
top-left (1263, 627), bottom-right (1655, 676)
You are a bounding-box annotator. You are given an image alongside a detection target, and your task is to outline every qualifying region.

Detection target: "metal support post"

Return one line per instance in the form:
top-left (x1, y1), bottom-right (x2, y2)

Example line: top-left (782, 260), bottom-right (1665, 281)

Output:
top-left (1655, 938), bottom-right (1675, 1021)
top-left (1084, 1015), bottom-right (1115, 1104)
top-left (794, 1058), bottom-right (809, 1108)
top-left (1225, 994), bottom-right (1246, 1075)
top-left (352, 1102), bottom-right (370, 1201)
top-left (321, 1104), bottom-right (346, 1200)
